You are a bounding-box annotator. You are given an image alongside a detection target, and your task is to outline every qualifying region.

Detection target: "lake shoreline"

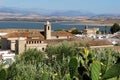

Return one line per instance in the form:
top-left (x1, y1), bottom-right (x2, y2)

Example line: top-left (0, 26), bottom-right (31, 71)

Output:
top-left (0, 21), bottom-right (110, 31)
top-left (0, 20), bottom-right (112, 27)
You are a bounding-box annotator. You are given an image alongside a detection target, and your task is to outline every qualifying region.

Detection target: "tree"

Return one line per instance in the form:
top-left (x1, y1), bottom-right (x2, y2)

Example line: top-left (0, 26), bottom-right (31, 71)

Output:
top-left (96, 30), bottom-right (100, 34)
top-left (110, 23), bottom-right (120, 34)
top-left (7, 49), bottom-right (49, 80)
top-left (104, 26), bottom-right (108, 34)
top-left (71, 29), bottom-right (80, 34)
top-left (0, 69), bottom-right (7, 80)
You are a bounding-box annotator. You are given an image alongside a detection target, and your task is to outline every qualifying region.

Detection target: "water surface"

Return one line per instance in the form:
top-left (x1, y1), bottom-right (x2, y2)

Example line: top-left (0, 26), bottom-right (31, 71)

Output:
top-left (0, 21), bottom-right (110, 32)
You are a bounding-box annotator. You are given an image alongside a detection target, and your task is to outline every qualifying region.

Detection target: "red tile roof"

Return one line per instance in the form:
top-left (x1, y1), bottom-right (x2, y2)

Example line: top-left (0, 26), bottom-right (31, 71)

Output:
top-left (52, 31), bottom-right (73, 37)
top-left (4, 32), bottom-right (29, 38)
top-left (3, 32), bottom-right (44, 40)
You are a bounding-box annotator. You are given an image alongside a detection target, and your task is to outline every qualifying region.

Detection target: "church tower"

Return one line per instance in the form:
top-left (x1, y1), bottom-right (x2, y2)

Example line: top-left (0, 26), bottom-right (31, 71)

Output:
top-left (85, 25), bottom-right (88, 29)
top-left (44, 21), bottom-right (51, 40)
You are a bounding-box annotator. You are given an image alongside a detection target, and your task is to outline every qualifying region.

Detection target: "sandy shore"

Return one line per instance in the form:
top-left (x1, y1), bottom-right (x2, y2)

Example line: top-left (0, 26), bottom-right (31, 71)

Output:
top-left (79, 19), bottom-right (120, 26)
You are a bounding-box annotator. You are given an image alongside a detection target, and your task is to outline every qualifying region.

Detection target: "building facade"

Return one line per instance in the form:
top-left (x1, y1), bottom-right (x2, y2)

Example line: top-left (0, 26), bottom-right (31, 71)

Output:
top-left (1, 21), bottom-right (73, 54)
top-left (83, 25), bottom-right (99, 34)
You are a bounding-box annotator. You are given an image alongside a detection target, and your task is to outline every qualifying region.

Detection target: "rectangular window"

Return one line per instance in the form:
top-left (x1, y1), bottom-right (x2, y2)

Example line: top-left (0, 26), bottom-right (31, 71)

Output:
top-left (56, 36), bottom-right (59, 38)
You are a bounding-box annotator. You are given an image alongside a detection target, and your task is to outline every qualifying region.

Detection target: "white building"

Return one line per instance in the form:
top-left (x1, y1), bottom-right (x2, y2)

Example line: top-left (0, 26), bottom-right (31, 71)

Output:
top-left (0, 50), bottom-right (15, 61)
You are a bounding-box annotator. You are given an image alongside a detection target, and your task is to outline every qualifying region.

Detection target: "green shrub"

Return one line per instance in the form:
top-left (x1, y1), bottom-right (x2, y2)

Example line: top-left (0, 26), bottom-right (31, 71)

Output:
top-left (6, 42), bottom-right (120, 80)
top-left (69, 57), bottom-right (78, 79)
top-left (0, 69), bottom-right (7, 80)
top-left (102, 63), bottom-right (120, 80)
top-left (90, 61), bottom-right (101, 80)
top-left (20, 48), bottom-right (45, 65)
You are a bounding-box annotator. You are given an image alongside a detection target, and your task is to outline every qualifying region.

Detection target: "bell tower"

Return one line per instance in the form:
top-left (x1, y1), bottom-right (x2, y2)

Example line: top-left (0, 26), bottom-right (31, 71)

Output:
top-left (85, 25), bottom-right (88, 29)
top-left (44, 21), bottom-right (51, 40)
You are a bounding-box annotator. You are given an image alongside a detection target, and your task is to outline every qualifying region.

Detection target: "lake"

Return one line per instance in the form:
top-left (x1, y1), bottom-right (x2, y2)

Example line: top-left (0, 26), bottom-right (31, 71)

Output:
top-left (0, 21), bottom-right (110, 32)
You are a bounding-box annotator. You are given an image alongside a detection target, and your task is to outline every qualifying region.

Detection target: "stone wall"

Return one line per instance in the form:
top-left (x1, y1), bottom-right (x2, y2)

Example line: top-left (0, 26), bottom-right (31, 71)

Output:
top-left (26, 43), bottom-right (47, 51)
top-left (15, 40), bottom-right (47, 54)
top-left (15, 40), bottom-right (26, 54)
top-left (51, 36), bottom-right (71, 39)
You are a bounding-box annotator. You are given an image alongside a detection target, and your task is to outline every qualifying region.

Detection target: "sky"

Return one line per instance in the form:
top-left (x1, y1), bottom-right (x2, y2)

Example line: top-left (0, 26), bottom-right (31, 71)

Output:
top-left (0, 0), bottom-right (120, 14)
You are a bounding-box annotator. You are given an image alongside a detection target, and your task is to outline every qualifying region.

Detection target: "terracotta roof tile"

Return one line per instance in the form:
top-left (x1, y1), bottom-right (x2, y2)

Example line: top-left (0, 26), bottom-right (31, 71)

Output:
top-left (52, 31), bottom-right (73, 37)
top-left (88, 39), bottom-right (112, 46)
top-left (4, 32), bottom-right (29, 38)
top-left (3, 32), bottom-right (44, 40)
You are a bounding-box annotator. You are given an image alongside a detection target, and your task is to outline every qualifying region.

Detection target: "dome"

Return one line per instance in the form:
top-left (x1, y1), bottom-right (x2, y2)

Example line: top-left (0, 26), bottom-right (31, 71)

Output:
top-left (46, 21), bottom-right (51, 25)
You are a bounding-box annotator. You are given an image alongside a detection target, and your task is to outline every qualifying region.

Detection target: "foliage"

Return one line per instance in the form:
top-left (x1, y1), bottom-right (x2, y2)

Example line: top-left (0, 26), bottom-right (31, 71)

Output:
top-left (71, 29), bottom-right (80, 34)
top-left (104, 26), bottom-right (108, 34)
top-left (102, 63), bottom-right (120, 80)
top-left (79, 42), bottom-right (84, 47)
top-left (64, 74), bottom-right (71, 80)
top-left (2, 42), bottom-right (120, 80)
top-left (45, 41), bottom-right (77, 79)
top-left (90, 61), bottom-right (101, 80)
top-left (110, 23), bottom-right (120, 34)
top-left (75, 48), bottom-right (120, 80)
top-left (93, 49), bottom-right (119, 67)
top-left (7, 49), bottom-right (50, 80)
top-left (41, 72), bottom-right (49, 80)
top-left (96, 30), bottom-right (100, 34)
top-left (46, 41), bottom-right (77, 62)
top-left (69, 57), bottom-right (78, 79)
top-left (20, 48), bottom-right (45, 65)
top-left (115, 42), bottom-right (120, 46)
top-left (0, 69), bottom-right (7, 80)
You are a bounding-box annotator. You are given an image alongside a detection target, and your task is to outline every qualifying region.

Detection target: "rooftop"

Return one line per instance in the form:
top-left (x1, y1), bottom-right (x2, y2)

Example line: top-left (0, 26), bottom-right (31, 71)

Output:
top-left (112, 34), bottom-right (120, 39)
top-left (45, 37), bottom-right (112, 46)
top-left (3, 32), bottom-right (44, 40)
top-left (52, 31), bottom-right (73, 37)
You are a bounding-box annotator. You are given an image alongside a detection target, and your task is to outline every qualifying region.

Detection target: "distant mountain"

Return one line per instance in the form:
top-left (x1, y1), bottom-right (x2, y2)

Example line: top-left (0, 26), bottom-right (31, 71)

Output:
top-left (0, 7), bottom-right (40, 15)
top-left (0, 7), bottom-right (120, 18)
top-left (91, 14), bottom-right (120, 18)
top-left (0, 7), bottom-right (95, 16)
top-left (50, 10), bottom-right (95, 16)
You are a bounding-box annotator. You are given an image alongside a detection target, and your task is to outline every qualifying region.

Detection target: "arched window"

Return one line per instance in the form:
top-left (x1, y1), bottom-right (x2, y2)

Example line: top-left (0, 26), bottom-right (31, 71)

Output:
top-left (48, 26), bottom-right (49, 30)
top-left (37, 41), bottom-right (39, 43)
top-left (29, 41), bottom-right (31, 44)
top-left (42, 47), bottom-right (45, 51)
